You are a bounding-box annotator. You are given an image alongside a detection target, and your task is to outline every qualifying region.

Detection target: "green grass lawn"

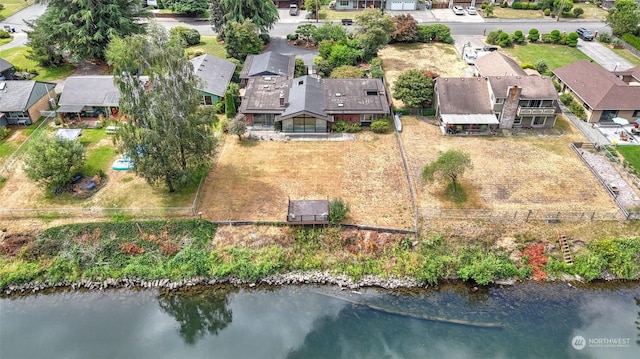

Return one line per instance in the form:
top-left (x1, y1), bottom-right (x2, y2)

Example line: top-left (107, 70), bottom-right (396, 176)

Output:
top-left (617, 146), bottom-right (640, 172)
top-left (186, 36), bottom-right (227, 59)
top-left (0, 47), bottom-right (76, 81)
top-left (502, 43), bottom-right (592, 70)
top-left (84, 146), bottom-right (116, 176)
top-left (611, 48), bottom-right (640, 66)
top-left (0, 0), bottom-right (34, 19)
top-left (572, 3), bottom-right (608, 20)
top-left (0, 37), bottom-right (13, 46)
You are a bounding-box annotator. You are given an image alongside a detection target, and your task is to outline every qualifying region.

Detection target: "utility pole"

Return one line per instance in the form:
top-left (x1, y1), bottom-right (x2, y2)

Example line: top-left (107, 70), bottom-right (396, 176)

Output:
top-left (556, 0), bottom-right (566, 22)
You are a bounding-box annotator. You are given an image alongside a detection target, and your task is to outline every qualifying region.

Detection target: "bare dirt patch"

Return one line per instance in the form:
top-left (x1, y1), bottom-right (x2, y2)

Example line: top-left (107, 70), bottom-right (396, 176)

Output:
top-left (400, 116), bottom-right (616, 213)
top-left (379, 43), bottom-right (468, 107)
top-left (198, 133), bottom-right (413, 229)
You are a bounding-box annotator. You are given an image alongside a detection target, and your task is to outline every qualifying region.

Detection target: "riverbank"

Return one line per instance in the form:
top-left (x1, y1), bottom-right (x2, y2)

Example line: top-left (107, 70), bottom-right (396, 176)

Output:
top-left (1, 219), bottom-right (639, 296)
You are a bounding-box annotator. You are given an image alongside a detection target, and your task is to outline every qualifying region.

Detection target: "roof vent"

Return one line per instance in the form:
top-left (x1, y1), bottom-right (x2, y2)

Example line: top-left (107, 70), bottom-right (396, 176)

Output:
top-left (335, 93), bottom-right (341, 97)
top-left (264, 76), bottom-right (272, 81)
top-left (338, 103), bottom-right (344, 107)
top-left (263, 84), bottom-right (270, 89)
top-left (0, 82), bottom-right (6, 90)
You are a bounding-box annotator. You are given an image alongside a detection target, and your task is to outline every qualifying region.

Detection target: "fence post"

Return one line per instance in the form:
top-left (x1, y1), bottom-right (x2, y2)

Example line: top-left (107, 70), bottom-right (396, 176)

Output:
top-left (525, 209), bottom-right (532, 222)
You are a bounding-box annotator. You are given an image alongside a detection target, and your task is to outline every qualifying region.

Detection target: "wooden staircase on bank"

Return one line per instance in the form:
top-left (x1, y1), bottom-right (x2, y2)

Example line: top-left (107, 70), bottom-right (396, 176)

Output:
top-left (558, 233), bottom-right (573, 265)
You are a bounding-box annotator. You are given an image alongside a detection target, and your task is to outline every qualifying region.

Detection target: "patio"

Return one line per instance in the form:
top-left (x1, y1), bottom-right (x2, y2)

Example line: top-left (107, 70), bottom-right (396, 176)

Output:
top-left (595, 124), bottom-right (640, 146)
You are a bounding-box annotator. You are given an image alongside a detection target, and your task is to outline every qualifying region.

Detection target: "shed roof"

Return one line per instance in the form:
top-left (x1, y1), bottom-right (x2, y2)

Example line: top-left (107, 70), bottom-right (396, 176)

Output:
top-left (0, 58), bottom-right (14, 73)
top-left (441, 114), bottom-right (499, 125)
top-left (55, 128), bottom-right (82, 141)
top-left (191, 54), bottom-right (236, 97)
top-left (488, 75), bottom-right (557, 99)
top-left (58, 76), bottom-right (121, 107)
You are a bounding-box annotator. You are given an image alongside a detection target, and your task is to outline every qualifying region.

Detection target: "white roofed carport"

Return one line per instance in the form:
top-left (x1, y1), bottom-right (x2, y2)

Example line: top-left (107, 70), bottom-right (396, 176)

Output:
top-left (441, 114), bottom-right (499, 125)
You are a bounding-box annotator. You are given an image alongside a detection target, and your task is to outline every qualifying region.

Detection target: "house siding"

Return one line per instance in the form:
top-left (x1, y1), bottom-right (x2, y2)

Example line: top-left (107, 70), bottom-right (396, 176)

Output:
top-left (27, 88), bottom-right (56, 122)
top-left (245, 113), bottom-right (254, 126)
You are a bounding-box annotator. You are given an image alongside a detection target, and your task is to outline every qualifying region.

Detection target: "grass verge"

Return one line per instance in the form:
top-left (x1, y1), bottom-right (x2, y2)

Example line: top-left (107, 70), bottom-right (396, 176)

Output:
top-left (611, 48), bottom-right (640, 66)
top-left (502, 43), bottom-right (592, 70)
top-left (0, 46), bottom-right (76, 81)
top-left (491, 8), bottom-right (545, 19)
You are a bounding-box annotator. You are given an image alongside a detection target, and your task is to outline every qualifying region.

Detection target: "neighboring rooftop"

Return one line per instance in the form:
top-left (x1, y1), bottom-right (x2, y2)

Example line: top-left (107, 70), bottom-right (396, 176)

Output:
top-left (190, 54), bottom-right (236, 97)
top-left (475, 52), bottom-right (526, 77)
top-left (0, 80), bottom-right (56, 112)
top-left (553, 61), bottom-right (640, 110)
top-left (58, 76), bottom-right (121, 107)
top-left (323, 78), bottom-right (390, 114)
top-left (240, 52), bottom-right (295, 79)
top-left (489, 75), bottom-right (557, 99)
top-left (281, 76), bottom-right (326, 119)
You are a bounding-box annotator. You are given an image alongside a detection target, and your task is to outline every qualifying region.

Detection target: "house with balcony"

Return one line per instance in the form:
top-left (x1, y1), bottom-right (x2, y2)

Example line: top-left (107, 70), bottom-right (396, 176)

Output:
top-left (553, 60), bottom-right (640, 124)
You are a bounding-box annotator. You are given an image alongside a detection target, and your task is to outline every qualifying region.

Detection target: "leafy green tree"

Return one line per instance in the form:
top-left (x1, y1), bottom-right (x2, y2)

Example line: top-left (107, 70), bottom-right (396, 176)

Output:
top-left (170, 26), bottom-right (201, 46)
top-left (228, 117), bottom-right (247, 140)
top-left (25, 0), bottom-right (149, 62)
top-left (417, 24), bottom-right (453, 43)
top-left (330, 65), bottom-right (364, 78)
top-left (223, 20), bottom-right (263, 61)
top-left (422, 150), bottom-right (472, 195)
top-left (534, 59), bottom-right (549, 74)
top-left (24, 20), bottom-right (65, 66)
top-left (553, 0), bottom-right (573, 14)
top-left (295, 24), bottom-right (317, 45)
top-left (327, 43), bottom-right (362, 67)
top-left (391, 14), bottom-right (418, 43)
top-left (605, 0), bottom-right (640, 36)
top-left (107, 24), bottom-right (216, 193)
top-left (167, 0), bottom-right (209, 15)
top-left (211, 0), bottom-right (279, 35)
top-left (294, 58), bottom-right (308, 77)
top-left (528, 28), bottom-right (540, 42)
top-left (486, 29), bottom-right (503, 45)
top-left (354, 8), bottom-right (396, 59)
top-left (313, 22), bottom-right (347, 43)
top-left (23, 135), bottom-right (85, 192)
top-left (572, 7), bottom-right (584, 17)
top-left (392, 69), bottom-right (434, 108)
top-left (483, 3), bottom-right (495, 17)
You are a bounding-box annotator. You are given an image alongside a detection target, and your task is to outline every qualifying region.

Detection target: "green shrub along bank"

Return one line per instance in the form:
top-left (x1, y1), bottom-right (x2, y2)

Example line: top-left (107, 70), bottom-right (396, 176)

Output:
top-left (1, 221), bottom-right (639, 290)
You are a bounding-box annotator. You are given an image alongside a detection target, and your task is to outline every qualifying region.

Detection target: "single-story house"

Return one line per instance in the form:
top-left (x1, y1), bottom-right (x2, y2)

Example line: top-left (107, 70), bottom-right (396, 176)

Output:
top-left (333, 0), bottom-right (417, 10)
top-left (57, 76), bottom-right (121, 117)
top-left (553, 60), bottom-right (640, 123)
top-left (0, 80), bottom-right (56, 126)
top-left (191, 54), bottom-right (236, 106)
top-left (240, 75), bottom-right (390, 133)
top-left (434, 78), bottom-right (499, 134)
top-left (240, 51), bottom-right (295, 87)
top-left (0, 58), bottom-right (15, 80)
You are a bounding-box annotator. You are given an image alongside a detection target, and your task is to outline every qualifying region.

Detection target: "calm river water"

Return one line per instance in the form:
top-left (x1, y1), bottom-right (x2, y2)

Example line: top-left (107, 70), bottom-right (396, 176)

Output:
top-left (1, 282), bottom-right (639, 358)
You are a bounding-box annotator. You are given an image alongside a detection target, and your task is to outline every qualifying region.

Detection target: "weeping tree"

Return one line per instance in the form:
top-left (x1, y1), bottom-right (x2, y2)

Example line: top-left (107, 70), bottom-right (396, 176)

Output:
top-left (25, 0), bottom-right (149, 63)
top-left (422, 150), bottom-right (472, 195)
top-left (106, 24), bottom-right (216, 193)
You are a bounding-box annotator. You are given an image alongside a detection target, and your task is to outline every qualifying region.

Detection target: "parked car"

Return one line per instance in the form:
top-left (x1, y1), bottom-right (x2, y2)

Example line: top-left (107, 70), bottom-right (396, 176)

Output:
top-left (576, 28), bottom-right (594, 41)
top-left (466, 6), bottom-right (477, 15)
top-left (452, 6), bottom-right (465, 15)
top-left (289, 4), bottom-right (299, 16)
top-left (482, 45), bottom-right (498, 52)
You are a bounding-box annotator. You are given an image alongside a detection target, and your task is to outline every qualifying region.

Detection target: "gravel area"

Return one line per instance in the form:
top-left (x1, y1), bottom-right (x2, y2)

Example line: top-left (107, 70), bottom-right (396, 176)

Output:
top-left (579, 150), bottom-right (640, 209)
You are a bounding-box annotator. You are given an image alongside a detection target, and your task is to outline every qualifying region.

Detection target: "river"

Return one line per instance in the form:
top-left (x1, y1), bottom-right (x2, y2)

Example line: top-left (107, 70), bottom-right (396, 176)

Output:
top-left (1, 282), bottom-right (638, 358)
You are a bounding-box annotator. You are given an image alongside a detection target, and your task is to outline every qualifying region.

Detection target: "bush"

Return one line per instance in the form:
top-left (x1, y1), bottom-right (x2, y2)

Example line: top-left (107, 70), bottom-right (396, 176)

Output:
top-left (416, 24), bottom-right (452, 43)
top-left (329, 198), bottom-right (350, 224)
top-left (481, 2), bottom-right (488, 8)
top-left (559, 92), bottom-right (573, 106)
top-left (572, 7), bottom-right (584, 17)
top-left (214, 100), bottom-right (225, 114)
top-left (528, 28), bottom-right (540, 42)
top-left (0, 126), bottom-right (9, 140)
top-left (486, 29), bottom-right (503, 45)
top-left (371, 118), bottom-right (392, 133)
top-left (521, 62), bottom-right (535, 69)
top-left (500, 1), bottom-right (507, 7)
top-left (550, 29), bottom-right (561, 43)
top-left (498, 32), bottom-right (513, 47)
top-left (513, 30), bottom-right (525, 44)
top-left (598, 32), bottom-right (611, 43)
top-left (528, 2), bottom-right (538, 9)
top-left (0, 30), bottom-right (11, 39)
top-left (332, 120), bottom-right (361, 133)
top-left (369, 58), bottom-right (384, 79)
top-left (544, 8), bottom-right (551, 16)
top-left (534, 59), bottom-right (549, 74)
top-left (566, 32), bottom-right (579, 47)
top-left (512, 1), bottom-right (523, 9)
top-left (287, 33), bottom-right (298, 41)
top-left (169, 26), bottom-right (201, 46)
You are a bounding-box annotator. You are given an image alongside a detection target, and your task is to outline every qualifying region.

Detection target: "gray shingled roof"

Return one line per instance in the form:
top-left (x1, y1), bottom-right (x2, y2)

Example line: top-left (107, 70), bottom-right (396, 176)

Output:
top-left (0, 80), bottom-right (55, 112)
top-left (280, 76), bottom-right (326, 119)
top-left (58, 76), bottom-right (121, 107)
top-left (475, 52), bottom-right (526, 77)
top-left (436, 77), bottom-right (494, 115)
top-left (0, 58), bottom-right (13, 73)
top-left (241, 52), bottom-right (294, 79)
top-left (239, 76), bottom-right (290, 114)
top-left (323, 78), bottom-right (390, 114)
top-left (191, 54), bottom-right (236, 97)
top-left (553, 60), bottom-right (640, 110)
top-left (488, 75), bottom-right (557, 99)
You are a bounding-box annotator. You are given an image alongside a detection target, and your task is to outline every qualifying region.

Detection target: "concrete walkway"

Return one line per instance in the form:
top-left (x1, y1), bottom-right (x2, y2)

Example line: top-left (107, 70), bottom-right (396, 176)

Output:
top-left (577, 39), bottom-right (633, 71)
top-left (559, 103), bottom-right (609, 146)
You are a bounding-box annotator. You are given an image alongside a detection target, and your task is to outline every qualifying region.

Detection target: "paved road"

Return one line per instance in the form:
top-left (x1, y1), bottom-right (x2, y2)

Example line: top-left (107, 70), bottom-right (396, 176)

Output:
top-left (0, 3), bottom-right (46, 50)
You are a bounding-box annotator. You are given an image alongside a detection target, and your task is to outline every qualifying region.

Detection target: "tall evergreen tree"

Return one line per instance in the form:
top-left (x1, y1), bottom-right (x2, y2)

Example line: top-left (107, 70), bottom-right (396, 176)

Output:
top-left (106, 24), bottom-right (216, 193)
top-left (209, 0), bottom-right (278, 35)
top-left (26, 0), bottom-right (149, 62)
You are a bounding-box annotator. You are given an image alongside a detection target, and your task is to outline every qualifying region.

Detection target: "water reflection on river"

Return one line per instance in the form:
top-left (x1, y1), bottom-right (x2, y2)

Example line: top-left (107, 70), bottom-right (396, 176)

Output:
top-left (1, 282), bottom-right (638, 358)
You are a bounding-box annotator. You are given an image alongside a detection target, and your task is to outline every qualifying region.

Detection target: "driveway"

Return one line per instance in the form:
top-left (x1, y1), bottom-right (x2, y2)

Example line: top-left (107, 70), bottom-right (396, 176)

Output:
top-left (0, 3), bottom-right (47, 50)
top-left (431, 9), bottom-right (485, 23)
top-left (576, 39), bottom-right (633, 71)
top-left (265, 37), bottom-right (318, 75)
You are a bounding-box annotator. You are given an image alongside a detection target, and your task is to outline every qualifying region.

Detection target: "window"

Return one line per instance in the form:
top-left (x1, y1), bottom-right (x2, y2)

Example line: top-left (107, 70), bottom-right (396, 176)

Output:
top-left (532, 116), bottom-right (546, 126)
top-left (201, 95), bottom-right (213, 106)
top-left (633, 110), bottom-right (640, 117)
top-left (513, 117), bottom-right (522, 125)
top-left (530, 100), bottom-right (542, 108)
top-left (496, 98), bottom-right (504, 104)
top-left (361, 114), bottom-right (374, 122)
top-left (339, 0), bottom-right (349, 6)
top-left (365, 90), bottom-right (378, 96)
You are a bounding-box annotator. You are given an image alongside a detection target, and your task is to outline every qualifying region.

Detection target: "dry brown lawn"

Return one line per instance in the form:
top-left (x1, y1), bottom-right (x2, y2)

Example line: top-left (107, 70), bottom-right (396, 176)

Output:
top-left (198, 133), bottom-right (413, 229)
top-left (400, 116), bottom-right (617, 214)
top-left (378, 43), bottom-right (468, 107)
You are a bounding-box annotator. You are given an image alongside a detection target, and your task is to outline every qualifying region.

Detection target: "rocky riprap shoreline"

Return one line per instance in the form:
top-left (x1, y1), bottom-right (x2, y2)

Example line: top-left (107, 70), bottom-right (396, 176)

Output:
top-left (1, 271), bottom-right (424, 297)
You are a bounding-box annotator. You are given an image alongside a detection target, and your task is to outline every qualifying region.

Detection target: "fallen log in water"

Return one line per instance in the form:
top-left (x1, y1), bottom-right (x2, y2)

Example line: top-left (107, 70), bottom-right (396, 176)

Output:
top-left (313, 290), bottom-right (504, 329)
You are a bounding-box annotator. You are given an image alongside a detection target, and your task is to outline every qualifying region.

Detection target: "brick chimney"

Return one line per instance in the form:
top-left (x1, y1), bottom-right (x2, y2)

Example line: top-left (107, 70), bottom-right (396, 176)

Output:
top-left (499, 85), bottom-right (522, 129)
top-left (279, 91), bottom-right (285, 107)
